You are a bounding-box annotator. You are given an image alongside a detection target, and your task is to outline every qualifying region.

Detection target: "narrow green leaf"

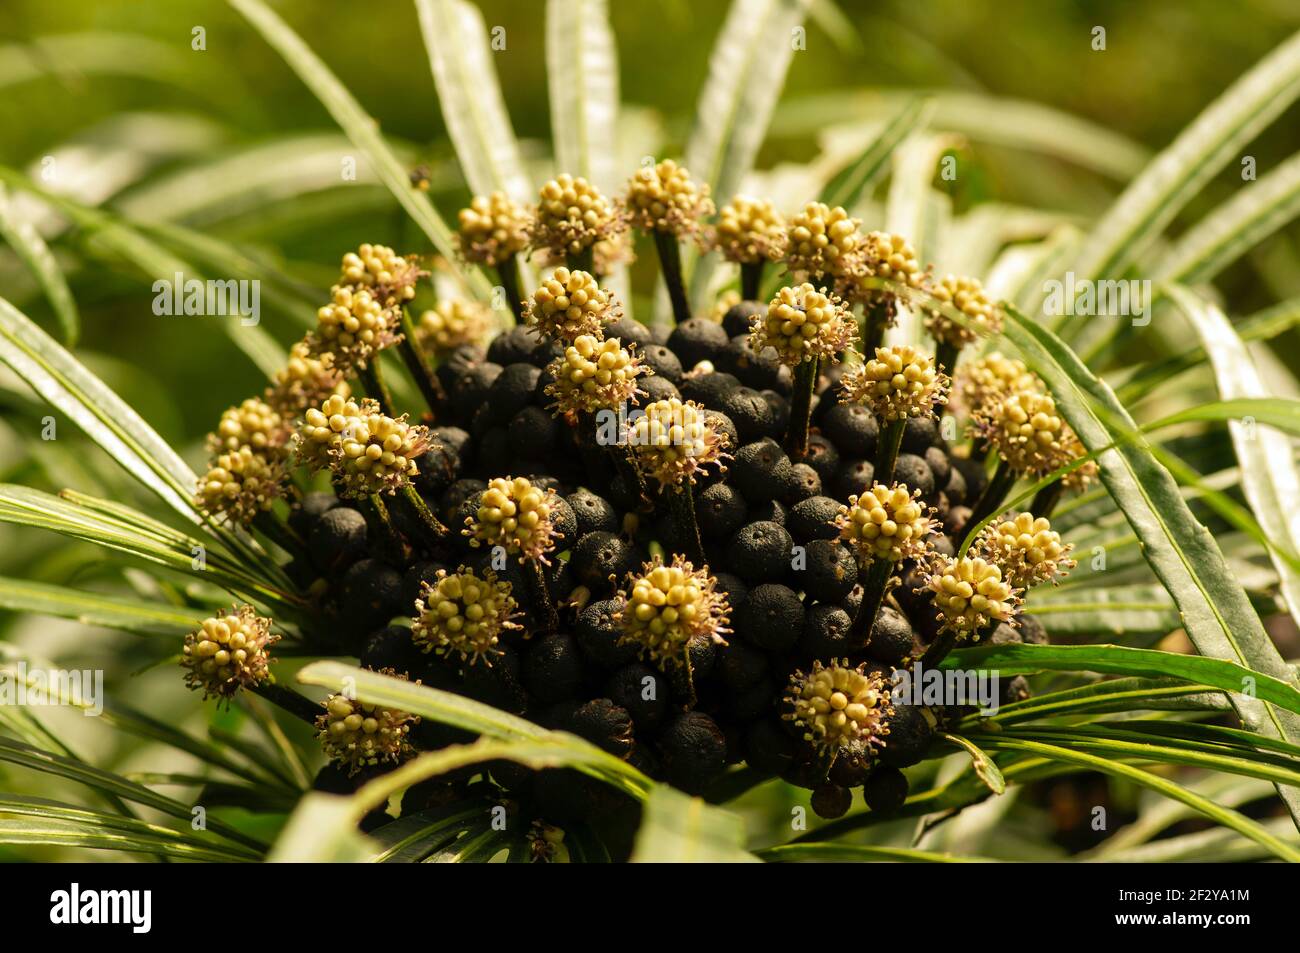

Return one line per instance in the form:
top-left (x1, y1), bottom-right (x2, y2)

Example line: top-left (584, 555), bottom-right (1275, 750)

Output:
top-left (982, 677), bottom-right (1231, 726)
top-left (1166, 285), bottom-right (1300, 618)
top-left (773, 90), bottom-right (1149, 180)
top-left (0, 186), bottom-right (78, 344)
top-left (760, 843), bottom-right (992, 863)
top-left (295, 661), bottom-right (650, 795)
top-left (1027, 583), bottom-right (1180, 637)
top-left (1071, 29), bottom-right (1300, 286)
top-left (630, 785), bottom-right (756, 862)
top-left (969, 735), bottom-right (1300, 862)
top-left (0, 296), bottom-right (197, 520)
top-left (0, 575), bottom-right (201, 636)
top-left (682, 0), bottom-right (810, 315)
top-left (416, 0), bottom-right (530, 201)
top-left (226, 0), bottom-right (493, 301)
top-left (943, 642), bottom-right (1300, 715)
top-left (1155, 151), bottom-right (1300, 285)
top-left (999, 305), bottom-right (1300, 827)
top-left (819, 97), bottom-right (932, 210)
top-left (942, 733), bottom-right (1006, 795)
top-left (1116, 296), bottom-right (1300, 403)
top-left (546, 0), bottom-right (620, 194)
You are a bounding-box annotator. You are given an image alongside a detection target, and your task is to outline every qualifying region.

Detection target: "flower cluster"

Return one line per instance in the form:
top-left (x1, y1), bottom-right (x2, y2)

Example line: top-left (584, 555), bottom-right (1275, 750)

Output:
top-left (456, 191), bottom-right (532, 267)
top-left (837, 483), bottom-right (934, 564)
top-left (316, 689), bottom-right (418, 775)
top-left (627, 397), bottom-right (727, 486)
top-left (975, 512), bottom-right (1075, 589)
top-left (784, 660), bottom-right (892, 761)
top-left (416, 298), bottom-right (493, 356)
top-left (533, 174), bottom-right (622, 258)
top-left (465, 476), bottom-right (561, 562)
top-left (412, 567), bottom-right (520, 665)
top-left (623, 159), bottom-right (714, 236)
top-left (545, 334), bottom-right (646, 417)
top-left (974, 387), bottom-right (1080, 478)
top-left (922, 555), bottom-right (1021, 636)
top-left (295, 394), bottom-right (431, 496)
top-left (751, 283), bottom-right (855, 367)
top-left (195, 447), bottom-right (284, 524)
top-left (180, 605), bottom-right (277, 703)
top-left (339, 242), bottom-right (423, 307)
top-left (840, 345), bottom-right (949, 421)
top-left (308, 283), bottom-right (401, 371)
top-left (617, 556), bottom-right (730, 671)
top-left (266, 339), bottom-right (350, 419)
top-left (712, 195), bottom-right (787, 264)
top-left (526, 267), bottom-right (619, 341)
top-left (924, 274), bottom-right (1003, 349)
top-left (785, 202), bottom-right (863, 280)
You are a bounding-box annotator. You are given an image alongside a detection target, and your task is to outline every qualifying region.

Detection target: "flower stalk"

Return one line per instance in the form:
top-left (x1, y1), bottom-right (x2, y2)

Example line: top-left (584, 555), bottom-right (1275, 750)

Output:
top-left (397, 307), bottom-right (445, 413)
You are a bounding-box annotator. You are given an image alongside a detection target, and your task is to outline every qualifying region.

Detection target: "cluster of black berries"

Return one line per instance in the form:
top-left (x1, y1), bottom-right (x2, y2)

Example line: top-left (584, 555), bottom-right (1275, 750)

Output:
top-left (188, 186), bottom-right (1087, 857)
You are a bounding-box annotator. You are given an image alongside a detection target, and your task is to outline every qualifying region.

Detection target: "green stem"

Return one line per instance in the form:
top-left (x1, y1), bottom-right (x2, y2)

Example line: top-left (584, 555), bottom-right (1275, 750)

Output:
top-left (785, 358), bottom-right (819, 460)
top-left (250, 681), bottom-right (321, 726)
top-left (524, 558), bottom-right (559, 634)
top-left (967, 459), bottom-right (1017, 529)
top-left (402, 483), bottom-right (451, 541)
top-left (567, 245), bottom-right (595, 274)
top-left (368, 491), bottom-right (405, 552)
top-left (740, 261), bottom-right (763, 301)
top-left (668, 481), bottom-right (705, 565)
top-left (398, 307), bottom-right (444, 415)
top-left (358, 357), bottom-right (396, 418)
top-left (874, 418), bottom-right (906, 484)
top-left (496, 258), bottom-right (525, 322)
top-left (934, 340), bottom-right (959, 379)
top-left (863, 299), bottom-right (891, 355)
top-left (654, 229), bottom-right (691, 324)
top-left (919, 629), bottom-right (960, 669)
top-left (1031, 480), bottom-right (1065, 518)
top-left (849, 556), bottom-right (895, 645)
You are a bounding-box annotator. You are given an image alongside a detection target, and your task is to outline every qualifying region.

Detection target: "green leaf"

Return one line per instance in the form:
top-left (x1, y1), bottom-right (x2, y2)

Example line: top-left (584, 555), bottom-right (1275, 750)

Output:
top-left (0, 296), bottom-right (198, 520)
top-left (1155, 151), bottom-right (1300, 285)
top-left (1115, 296), bottom-right (1300, 403)
top-left (416, 0), bottom-right (530, 202)
top-left (0, 575), bottom-right (201, 636)
top-left (1070, 29), bottom-right (1300, 287)
top-left (0, 737), bottom-right (266, 853)
top-left (295, 661), bottom-right (650, 795)
top-left (998, 305), bottom-right (1300, 827)
top-left (1165, 285), bottom-right (1300, 618)
top-left (682, 0), bottom-right (810, 315)
top-left (226, 0), bottom-right (494, 302)
top-left (970, 734), bottom-right (1300, 862)
top-left (942, 733), bottom-right (1006, 795)
top-left (984, 677), bottom-right (1231, 726)
top-left (546, 0), bottom-right (620, 194)
top-left (0, 166), bottom-right (287, 378)
top-left (369, 803), bottom-right (485, 862)
top-left (760, 843), bottom-right (992, 863)
top-left (819, 97), bottom-right (932, 210)
top-left (629, 785), bottom-right (756, 862)
top-left (544, 0), bottom-right (624, 305)
top-left (0, 186), bottom-right (78, 344)
top-left (1026, 583), bottom-right (1180, 637)
top-left (0, 815), bottom-right (257, 862)
top-left (943, 642), bottom-right (1300, 715)
top-left (773, 90), bottom-right (1149, 180)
